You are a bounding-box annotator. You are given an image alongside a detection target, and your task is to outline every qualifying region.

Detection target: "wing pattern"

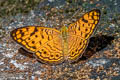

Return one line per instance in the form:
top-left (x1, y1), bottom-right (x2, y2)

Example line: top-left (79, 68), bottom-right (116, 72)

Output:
top-left (68, 9), bottom-right (101, 61)
top-left (11, 26), bottom-right (63, 64)
top-left (11, 9), bottom-right (101, 64)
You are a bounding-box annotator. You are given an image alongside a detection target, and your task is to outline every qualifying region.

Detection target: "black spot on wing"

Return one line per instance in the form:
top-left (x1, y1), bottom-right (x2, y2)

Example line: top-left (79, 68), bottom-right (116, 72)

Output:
top-left (35, 35), bottom-right (38, 37)
top-left (39, 41), bottom-right (42, 45)
top-left (43, 51), bottom-right (47, 54)
top-left (82, 18), bottom-right (88, 23)
top-left (28, 38), bottom-right (30, 40)
top-left (30, 27), bottom-right (38, 36)
top-left (32, 41), bottom-right (35, 44)
top-left (21, 32), bottom-right (24, 36)
top-left (48, 36), bottom-right (50, 40)
top-left (32, 46), bottom-right (36, 49)
top-left (19, 30), bottom-right (22, 33)
top-left (41, 35), bottom-right (44, 39)
top-left (26, 27), bottom-right (29, 31)
top-left (78, 26), bottom-right (80, 31)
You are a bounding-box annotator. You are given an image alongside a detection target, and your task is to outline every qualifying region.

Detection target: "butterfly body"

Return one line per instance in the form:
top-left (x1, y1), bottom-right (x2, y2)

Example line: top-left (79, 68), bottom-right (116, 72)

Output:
top-left (11, 9), bottom-right (101, 64)
top-left (60, 26), bottom-right (69, 60)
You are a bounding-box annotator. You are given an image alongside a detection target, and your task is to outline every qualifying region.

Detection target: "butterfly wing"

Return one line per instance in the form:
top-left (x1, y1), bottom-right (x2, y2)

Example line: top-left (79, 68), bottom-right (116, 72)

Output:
top-left (11, 26), bottom-right (63, 64)
top-left (68, 9), bottom-right (101, 62)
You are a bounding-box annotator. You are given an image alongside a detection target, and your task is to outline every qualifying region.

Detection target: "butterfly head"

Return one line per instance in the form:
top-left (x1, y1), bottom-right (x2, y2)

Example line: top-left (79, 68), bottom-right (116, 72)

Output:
top-left (60, 26), bottom-right (68, 38)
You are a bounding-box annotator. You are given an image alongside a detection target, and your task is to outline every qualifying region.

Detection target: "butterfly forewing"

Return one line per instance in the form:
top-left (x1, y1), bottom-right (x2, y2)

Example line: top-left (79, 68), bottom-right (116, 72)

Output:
top-left (11, 26), bottom-right (64, 64)
top-left (68, 9), bottom-right (101, 62)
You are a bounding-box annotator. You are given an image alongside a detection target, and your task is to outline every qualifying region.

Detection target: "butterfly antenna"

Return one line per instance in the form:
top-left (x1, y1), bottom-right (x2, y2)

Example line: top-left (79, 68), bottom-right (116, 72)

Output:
top-left (69, 8), bottom-right (82, 20)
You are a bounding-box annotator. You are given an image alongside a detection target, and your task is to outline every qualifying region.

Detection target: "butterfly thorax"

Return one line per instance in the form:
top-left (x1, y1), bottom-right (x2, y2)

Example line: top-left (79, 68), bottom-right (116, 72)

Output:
top-left (61, 26), bottom-right (69, 59)
top-left (61, 26), bottom-right (68, 38)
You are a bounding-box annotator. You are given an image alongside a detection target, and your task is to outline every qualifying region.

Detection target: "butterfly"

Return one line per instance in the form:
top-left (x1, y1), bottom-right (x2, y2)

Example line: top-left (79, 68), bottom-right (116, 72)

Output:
top-left (10, 9), bottom-right (101, 64)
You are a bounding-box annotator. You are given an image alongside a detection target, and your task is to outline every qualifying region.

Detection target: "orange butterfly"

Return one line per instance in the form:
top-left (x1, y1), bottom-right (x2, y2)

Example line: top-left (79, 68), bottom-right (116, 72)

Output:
top-left (11, 9), bottom-right (101, 64)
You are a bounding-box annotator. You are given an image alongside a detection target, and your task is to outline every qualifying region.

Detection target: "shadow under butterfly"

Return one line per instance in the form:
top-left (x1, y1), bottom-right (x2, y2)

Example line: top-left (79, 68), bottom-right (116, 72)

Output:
top-left (18, 34), bottom-right (114, 64)
top-left (73, 34), bottom-right (114, 64)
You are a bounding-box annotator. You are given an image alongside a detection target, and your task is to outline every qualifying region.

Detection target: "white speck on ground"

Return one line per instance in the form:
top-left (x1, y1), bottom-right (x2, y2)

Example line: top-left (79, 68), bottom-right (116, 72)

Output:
top-left (10, 60), bottom-right (27, 70)
top-left (86, 59), bottom-right (109, 67)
